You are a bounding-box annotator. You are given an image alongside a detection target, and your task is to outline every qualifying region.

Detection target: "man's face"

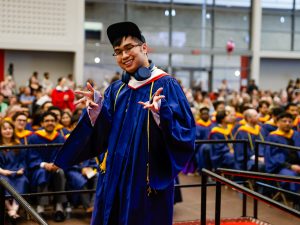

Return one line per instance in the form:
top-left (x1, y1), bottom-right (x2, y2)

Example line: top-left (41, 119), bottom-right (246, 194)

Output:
top-left (42, 115), bottom-right (56, 133)
top-left (15, 115), bottom-right (27, 131)
top-left (114, 36), bottom-right (147, 74)
top-left (287, 106), bottom-right (298, 118)
top-left (277, 117), bottom-right (292, 133)
top-left (200, 110), bottom-right (209, 121)
top-left (259, 103), bottom-right (269, 115)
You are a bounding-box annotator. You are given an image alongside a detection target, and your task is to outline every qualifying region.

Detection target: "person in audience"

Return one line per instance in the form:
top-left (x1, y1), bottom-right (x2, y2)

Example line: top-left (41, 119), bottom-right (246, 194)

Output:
top-left (195, 106), bottom-right (215, 172)
top-left (28, 71), bottom-right (41, 95)
top-left (19, 86), bottom-right (35, 108)
top-left (61, 111), bottom-right (73, 132)
top-left (0, 75), bottom-right (16, 99)
top-left (257, 100), bottom-right (270, 124)
top-left (0, 120), bottom-right (29, 220)
top-left (285, 103), bottom-right (300, 132)
top-left (51, 77), bottom-right (75, 112)
top-left (48, 106), bottom-right (70, 136)
top-left (234, 109), bottom-right (265, 171)
top-left (0, 93), bottom-right (8, 117)
top-left (264, 112), bottom-right (300, 209)
top-left (65, 158), bottom-right (99, 213)
top-left (42, 72), bottom-right (54, 93)
top-left (209, 110), bottom-right (235, 170)
top-left (263, 107), bottom-right (284, 136)
top-left (12, 112), bottom-right (33, 145)
top-left (27, 112), bottom-right (67, 222)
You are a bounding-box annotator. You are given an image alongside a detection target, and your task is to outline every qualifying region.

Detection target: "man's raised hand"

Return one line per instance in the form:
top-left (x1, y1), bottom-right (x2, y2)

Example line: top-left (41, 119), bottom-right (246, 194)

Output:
top-left (138, 87), bottom-right (165, 113)
top-left (74, 82), bottom-right (98, 108)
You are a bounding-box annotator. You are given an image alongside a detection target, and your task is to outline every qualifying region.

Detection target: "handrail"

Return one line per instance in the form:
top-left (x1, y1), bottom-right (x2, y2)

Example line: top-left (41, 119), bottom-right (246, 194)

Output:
top-left (0, 178), bottom-right (48, 225)
top-left (256, 140), bottom-right (300, 152)
top-left (0, 143), bottom-right (63, 151)
top-left (256, 181), bottom-right (300, 198)
top-left (218, 168), bottom-right (300, 183)
top-left (201, 169), bottom-right (300, 225)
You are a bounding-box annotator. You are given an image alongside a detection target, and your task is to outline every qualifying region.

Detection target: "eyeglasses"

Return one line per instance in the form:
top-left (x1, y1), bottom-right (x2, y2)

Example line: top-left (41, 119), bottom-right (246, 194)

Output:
top-left (112, 44), bottom-right (142, 56)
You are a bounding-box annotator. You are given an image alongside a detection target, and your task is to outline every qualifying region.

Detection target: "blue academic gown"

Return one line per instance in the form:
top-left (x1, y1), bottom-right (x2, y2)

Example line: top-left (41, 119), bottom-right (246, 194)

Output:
top-left (65, 159), bottom-right (99, 190)
top-left (262, 121), bottom-right (277, 136)
top-left (54, 74), bottom-right (196, 225)
top-left (234, 125), bottom-right (266, 171)
top-left (27, 131), bottom-right (65, 188)
top-left (265, 130), bottom-right (300, 192)
top-left (0, 147), bottom-right (29, 194)
top-left (195, 120), bottom-right (214, 171)
top-left (209, 126), bottom-right (235, 170)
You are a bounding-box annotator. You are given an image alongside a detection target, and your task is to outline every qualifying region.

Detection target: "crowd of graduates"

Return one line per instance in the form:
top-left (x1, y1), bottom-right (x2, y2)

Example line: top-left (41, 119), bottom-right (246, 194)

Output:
top-left (0, 72), bottom-right (101, 223)
top-left (184, 78), bottom-right (300, 209)
top-left (0, 71), bottom-right (299, 222)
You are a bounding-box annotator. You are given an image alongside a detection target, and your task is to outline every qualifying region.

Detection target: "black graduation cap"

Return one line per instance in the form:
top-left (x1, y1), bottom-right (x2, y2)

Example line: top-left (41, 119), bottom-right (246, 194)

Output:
top-left (107, 21), bottom-right (145, 45)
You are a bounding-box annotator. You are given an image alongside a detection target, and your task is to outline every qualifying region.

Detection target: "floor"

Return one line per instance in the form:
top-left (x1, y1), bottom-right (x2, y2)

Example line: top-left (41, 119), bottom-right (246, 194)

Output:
top-left (13, 174), bottom-right (300, 225)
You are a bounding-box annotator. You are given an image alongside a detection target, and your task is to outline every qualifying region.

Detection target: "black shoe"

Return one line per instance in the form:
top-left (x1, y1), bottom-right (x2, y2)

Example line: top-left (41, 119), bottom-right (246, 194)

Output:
top-left (54, 211), bottom-right (65, 222)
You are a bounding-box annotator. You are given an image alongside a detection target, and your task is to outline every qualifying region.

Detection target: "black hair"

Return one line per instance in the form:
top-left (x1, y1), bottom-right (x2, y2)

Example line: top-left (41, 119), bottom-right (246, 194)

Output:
top-left (271, 107), bottom-right (284, 117)
top-left (12, 112), bottom-right (28, 121)
top-left (41, 111), bottom-right (57, 122)
top-left (285, 102), bottom-right (297, 111)
top-left (112, 36), bottom-right (144, 48)
top-left (48, 106), bottom-right (62, 114)
top-left (216, 110), bottom-right (227, 124)
top-left (277, 112), bottom-right (294, 121)
top-left (258, 100), bottom-right (270, 109)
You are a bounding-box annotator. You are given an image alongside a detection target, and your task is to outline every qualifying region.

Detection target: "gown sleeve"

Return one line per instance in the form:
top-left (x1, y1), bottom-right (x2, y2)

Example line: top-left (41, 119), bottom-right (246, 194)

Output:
top-left (54, 85), bottom-right (115, 169)
top-left (149, 78), bottom-right (196, 189)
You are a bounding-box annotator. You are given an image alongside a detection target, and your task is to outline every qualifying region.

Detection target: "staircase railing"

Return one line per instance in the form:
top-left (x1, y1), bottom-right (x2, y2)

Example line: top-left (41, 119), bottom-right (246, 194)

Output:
top-left (0, 178), bottom-right (48, 225)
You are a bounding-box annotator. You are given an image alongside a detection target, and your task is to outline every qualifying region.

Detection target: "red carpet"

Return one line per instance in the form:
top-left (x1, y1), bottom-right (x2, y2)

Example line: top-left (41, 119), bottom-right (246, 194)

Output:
top-left (173, 218), bottom-right (271, 225)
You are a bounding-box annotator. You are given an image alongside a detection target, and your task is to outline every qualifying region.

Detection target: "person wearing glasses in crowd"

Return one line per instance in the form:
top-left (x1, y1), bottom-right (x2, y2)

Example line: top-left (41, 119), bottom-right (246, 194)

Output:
top-left (54, 21), bottom-right (195, 225)
top-left (12, 112), bottom-right (33, 145)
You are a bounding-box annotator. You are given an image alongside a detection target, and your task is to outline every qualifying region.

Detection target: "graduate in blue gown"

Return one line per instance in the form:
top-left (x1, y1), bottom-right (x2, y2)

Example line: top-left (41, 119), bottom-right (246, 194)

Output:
top-left (262, 107), bottom-right (284, 136)
top-left (12, 112), bottom-right (33, 145)
top-left (209, 110), bottom-right (235, 170)
top-left (195, 106), bottom-right (215, 172)
top-left (27, 111), bottom-right (67, 222)
top-left (234, 109), bottom-right (266, 171)
top-left (265, 112), bottom-right (300, 195)
top-left (0, 120), bottom-right (29, 219)
top-left (54, 21), bottom-right (195, 225)
top-left (65, 158), bottom-right (99, 212)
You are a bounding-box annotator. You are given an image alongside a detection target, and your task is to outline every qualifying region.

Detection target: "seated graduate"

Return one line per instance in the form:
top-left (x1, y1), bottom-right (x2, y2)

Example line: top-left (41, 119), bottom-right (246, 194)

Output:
top-left (48, 106), bottom-right (70, 136)
top-left (257, 100), bottom-right (270, 124)
top-left (65, 158), bottom-right (99, 213)
top-left (209, 110), bottom-right (235, 170)
top-left (195, 106), bottom-right (215, 172)
top-left (12, 112), bottom-right (33, 145)
top-left (265, 112), bottom-right (300, 199)
top-left (0, 120), bottom-right (29, 220)
top-left (263, 106), bottom-right (284, 136)
top-left (285, 103), bottom-right (300, 132)
top-left (27, 111), bottom-right (67, 222)
top-left (60, 111), bottom-right (74, 132)
top-left (234, 109), bottom-right (266, 171)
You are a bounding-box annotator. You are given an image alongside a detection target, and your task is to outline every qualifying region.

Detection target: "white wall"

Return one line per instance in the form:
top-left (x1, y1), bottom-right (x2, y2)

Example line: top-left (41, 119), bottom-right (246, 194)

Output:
top-left (5, 50), bottom-right (73, 89)
top-left (260, 58), bottom-right (300, 91)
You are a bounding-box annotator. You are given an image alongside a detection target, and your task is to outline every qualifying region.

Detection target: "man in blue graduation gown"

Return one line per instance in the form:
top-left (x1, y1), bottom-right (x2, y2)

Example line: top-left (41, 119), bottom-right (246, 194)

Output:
top-left (234, 109), bottom-right (265, 171)
top-left (54, 21), bottom-right (195, 225)
top-left (209, 110), bottom-right (235, 170)
top-left (265, 112), bottom-right (300, 195)
top-left (27, 111), bottom-right (67, 222)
